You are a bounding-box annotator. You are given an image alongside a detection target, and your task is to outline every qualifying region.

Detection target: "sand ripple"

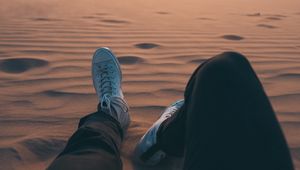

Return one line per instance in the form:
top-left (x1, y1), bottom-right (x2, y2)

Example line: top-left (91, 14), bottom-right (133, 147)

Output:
top-left (20, 138), bottom-right (66, 161)
top-left (0, 1), bottom-right (299, 170)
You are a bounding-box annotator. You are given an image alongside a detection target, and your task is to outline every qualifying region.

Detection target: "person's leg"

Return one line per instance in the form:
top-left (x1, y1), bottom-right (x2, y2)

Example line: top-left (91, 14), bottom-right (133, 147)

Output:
top-left (48, 48), bottom-right (130, 170)
top-left (134, 99), bottom-right (184, 165)
top-left (180, 52), bottom-right (294, 170)
top-left (155, 59), bottom-right (211, 157)
top-left (133, 57), bottom-right (225, 163)
top-left (135, 51), bottom-right (293, 169)
top-left (47, 109), bottom-right (123, 170)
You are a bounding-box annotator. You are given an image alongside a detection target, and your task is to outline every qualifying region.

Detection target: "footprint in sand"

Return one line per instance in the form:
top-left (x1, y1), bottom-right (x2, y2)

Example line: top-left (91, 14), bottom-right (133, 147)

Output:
top-left (197, 17), bottom-right (215, 21)
top-left (265, 17), bottom-right (282, 21)
top-left (101, 19), bottom-right (130, 24)
top-left (31, 17), bottom-right (62, 22)
top-left (135, 43), bottom-right (160, 49)
top-left (118, 56), bottom-right (145, 65)
top-left (41, 90), bottom-right (90, 97)
top-left (0, 58), bottom-right (48, 74)
top-left (221, 35), bottom-right (244, 41)
top-left (269, 14), bottom-right (287, 18)
top-left (82, 16), bottom-right (98, 19)
top-left (156, 11), bottom-right (170, 15)
top-left (264, 14), bottom-right (287, 21)
top-left (257, 24), bottom-right (277, 29)
top-left (245, 13), bottom-right (261, 17)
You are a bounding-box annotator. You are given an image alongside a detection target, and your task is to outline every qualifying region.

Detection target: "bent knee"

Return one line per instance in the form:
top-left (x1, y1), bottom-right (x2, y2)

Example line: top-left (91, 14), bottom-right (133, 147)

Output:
top-left (217, 51), bottom-right (249, 64)
top-left (206, 51), bottom-right (250, 71)
top-left (193, 51), bottom-right (253, 79)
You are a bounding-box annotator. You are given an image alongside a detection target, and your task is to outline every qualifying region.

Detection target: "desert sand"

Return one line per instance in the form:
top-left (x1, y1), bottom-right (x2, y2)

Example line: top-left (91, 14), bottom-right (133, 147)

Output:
top-left (0, 0), bottom-right (300, 169)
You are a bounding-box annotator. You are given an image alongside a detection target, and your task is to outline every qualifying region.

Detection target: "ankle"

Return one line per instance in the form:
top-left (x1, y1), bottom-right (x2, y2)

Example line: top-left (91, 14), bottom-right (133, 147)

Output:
top-left (98, 96), bottom-right (130, 129)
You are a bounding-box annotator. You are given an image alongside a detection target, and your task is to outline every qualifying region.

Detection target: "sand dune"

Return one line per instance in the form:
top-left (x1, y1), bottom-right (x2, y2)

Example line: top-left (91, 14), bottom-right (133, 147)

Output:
top-left (0, 0), bottom-right (300, 169)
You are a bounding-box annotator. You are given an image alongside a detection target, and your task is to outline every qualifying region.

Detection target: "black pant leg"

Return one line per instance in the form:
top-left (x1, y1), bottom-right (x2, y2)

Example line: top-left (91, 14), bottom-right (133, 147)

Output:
top-left (47, 111), bottom-right (123, 170)
top-left (157, 60), bottom-right (211, 157)
top-left (182, 52), bottom-right (294, 170)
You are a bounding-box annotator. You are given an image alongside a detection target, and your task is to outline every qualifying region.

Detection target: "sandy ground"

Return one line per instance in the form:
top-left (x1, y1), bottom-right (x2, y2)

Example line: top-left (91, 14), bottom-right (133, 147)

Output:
top-left (0, 0), bottom-right (300, 169)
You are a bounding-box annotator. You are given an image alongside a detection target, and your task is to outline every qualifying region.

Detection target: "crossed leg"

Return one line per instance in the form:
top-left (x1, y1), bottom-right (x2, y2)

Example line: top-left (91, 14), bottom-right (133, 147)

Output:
top-left (48, 51), bottom-right (294, 170)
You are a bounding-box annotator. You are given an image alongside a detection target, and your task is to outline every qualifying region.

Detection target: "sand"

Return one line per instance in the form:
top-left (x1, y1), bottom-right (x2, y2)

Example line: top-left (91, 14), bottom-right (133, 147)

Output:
top-left (0, 0), bottom-right (300, 169)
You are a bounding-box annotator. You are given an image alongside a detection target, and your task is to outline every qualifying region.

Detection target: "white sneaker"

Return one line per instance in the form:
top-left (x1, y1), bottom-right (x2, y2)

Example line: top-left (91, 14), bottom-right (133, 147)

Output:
top-left (134, 99), bottom-right (184, 165)
top-left (92, 47), bottom-right (130, 129)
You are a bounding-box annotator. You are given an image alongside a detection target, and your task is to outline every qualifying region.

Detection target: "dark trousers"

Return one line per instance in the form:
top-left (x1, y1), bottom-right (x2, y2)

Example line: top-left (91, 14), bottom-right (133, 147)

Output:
top-left (158, 52), bottom-right (294, 170)
top-left (47, 111), bottom-right (124, 170)
top-left (47, 52), bottom-right (294, 170)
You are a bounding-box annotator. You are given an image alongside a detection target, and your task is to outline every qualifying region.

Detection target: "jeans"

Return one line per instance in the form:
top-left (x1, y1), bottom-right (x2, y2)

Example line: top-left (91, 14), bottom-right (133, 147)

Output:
top-left (47, 52), bottom-right (294, 170)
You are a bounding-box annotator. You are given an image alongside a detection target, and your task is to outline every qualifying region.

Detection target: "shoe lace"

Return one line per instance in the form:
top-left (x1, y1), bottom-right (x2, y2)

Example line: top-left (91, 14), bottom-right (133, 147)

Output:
top-left (163, 100), bottom-right (184, 118)
top-left (164, 106), bottom-right (178, 118)
top-left (98, 63), bottom-right (117, 112)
